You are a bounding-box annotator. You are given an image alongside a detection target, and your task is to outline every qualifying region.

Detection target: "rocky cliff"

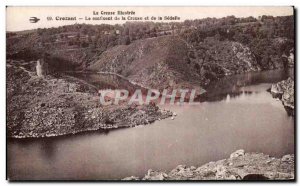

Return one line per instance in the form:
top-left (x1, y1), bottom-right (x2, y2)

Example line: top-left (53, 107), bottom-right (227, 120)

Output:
top-left (186, 37), bottom-right (262, 85)
top-left (270, 77), bottom-right (294, 116)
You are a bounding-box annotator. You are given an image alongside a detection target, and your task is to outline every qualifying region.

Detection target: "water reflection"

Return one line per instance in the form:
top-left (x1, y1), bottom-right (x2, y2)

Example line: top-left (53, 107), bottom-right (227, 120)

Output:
top-left (198, 68), bottom-right (293, 102)
top-left (40, 140), bottom-right (56, 160)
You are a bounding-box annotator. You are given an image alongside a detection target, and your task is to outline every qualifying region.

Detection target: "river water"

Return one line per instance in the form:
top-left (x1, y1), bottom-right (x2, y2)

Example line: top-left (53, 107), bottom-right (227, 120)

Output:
top-left (7, 69), bottom-right (294, 180)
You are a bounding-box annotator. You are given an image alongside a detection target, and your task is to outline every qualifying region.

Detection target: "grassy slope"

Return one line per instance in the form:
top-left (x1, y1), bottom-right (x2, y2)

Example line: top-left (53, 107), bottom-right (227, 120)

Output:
top-left (88, 35), bottom-right (205, 94)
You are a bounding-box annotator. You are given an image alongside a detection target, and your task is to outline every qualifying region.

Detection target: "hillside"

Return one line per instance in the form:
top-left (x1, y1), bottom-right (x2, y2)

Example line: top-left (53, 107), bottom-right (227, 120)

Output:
top-left (6, 15), bottom-right (294, 91)
top-left (88, 36), bottom-right (202, 91)
top-left (87, 35), bottom-right (265, 90)
top-left (6, 60), bottom-right (172, 138)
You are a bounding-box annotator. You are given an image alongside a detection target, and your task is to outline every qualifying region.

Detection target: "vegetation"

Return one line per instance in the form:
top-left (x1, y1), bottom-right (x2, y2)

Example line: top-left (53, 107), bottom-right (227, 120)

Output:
top-left (7, 15), bottom-right (294, 84)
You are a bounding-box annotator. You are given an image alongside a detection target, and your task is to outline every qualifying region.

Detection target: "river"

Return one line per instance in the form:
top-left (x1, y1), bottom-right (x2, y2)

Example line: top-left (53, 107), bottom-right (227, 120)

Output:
top-left (7, 68), bottom-right (294, 180)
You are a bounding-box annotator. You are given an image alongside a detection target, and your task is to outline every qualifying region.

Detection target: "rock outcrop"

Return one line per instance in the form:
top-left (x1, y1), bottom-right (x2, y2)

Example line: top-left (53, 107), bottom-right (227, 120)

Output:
top-left (123, 150), bottom-right (294, 180)
top-left (270, 77), bottom-right (294, 116)
top-left (7, 61), bottom-right (172, 138)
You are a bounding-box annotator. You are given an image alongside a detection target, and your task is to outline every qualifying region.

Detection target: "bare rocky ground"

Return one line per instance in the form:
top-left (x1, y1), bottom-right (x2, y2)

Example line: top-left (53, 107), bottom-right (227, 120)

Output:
top-left (123, 150), bottom-right (294, 181)
top-left (7, 60), bottom-right (172, 138)
top-left (270, 77), bottom-right (294, 116)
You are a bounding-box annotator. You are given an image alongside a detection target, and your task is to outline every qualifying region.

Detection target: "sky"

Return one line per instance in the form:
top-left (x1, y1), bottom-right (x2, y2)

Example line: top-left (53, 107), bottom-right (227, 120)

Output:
top-left (6, 6), bottom-right (294, 32)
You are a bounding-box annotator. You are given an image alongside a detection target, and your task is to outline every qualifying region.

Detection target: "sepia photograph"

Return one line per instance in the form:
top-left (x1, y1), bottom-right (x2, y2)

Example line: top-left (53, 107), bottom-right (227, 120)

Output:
top-left (6, 6), bottom-right (295, 181)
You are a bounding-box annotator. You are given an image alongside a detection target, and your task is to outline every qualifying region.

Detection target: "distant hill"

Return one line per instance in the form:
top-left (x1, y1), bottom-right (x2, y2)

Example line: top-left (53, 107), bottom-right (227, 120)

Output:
top-left (6, 15), bottom-right (294, 91)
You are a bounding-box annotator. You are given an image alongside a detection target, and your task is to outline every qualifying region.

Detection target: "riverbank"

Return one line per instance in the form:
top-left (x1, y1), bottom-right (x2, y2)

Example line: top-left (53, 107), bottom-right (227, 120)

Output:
top-left (7, 61), bottom-right (173, 138)
top-left (270, 77), bottom-right (294, 116)
top-left (123, 150), bottom-right (295, 180)
top-left (7, 65), bottom-right (294, 180)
